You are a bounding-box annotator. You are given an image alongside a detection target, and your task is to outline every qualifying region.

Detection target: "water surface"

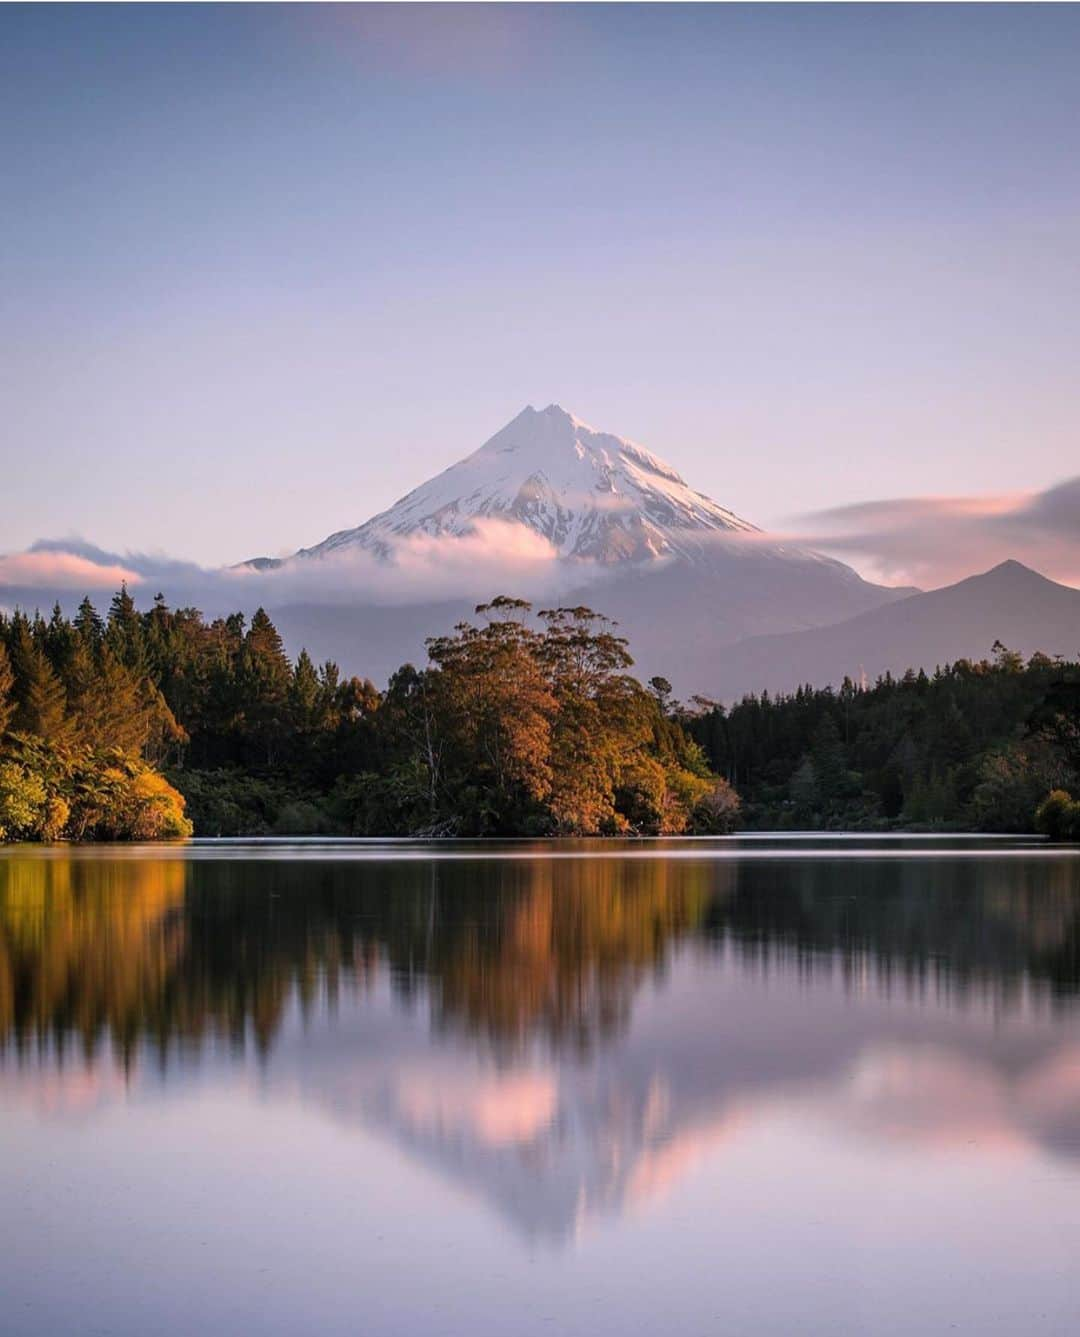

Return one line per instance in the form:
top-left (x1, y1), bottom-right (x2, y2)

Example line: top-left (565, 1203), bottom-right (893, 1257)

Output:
top-left (2, 838), bottom-right (1079, 1335)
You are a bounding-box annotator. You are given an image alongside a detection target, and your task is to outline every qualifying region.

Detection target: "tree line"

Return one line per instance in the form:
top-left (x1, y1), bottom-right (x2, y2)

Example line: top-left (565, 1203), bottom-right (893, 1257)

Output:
top-left (0, 590), bottom-right (191, 840)
top-left (3, 584), bottom-right (1078, 841)
top-left (684, 642), bottom-right (1080, 834)
top-left (0, 588), bottom-right (739, 839)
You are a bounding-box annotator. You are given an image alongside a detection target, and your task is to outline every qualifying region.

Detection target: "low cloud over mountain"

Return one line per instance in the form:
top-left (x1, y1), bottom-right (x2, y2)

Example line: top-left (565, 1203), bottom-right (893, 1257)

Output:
top-left (0, 524), bottom-right (578, 611)
top-left (0, 545), bottom-right (143, 592)
top-left (792, 476), bottom-right (1080, 588)
top-left (4, 407), bottom-right (1078, 696)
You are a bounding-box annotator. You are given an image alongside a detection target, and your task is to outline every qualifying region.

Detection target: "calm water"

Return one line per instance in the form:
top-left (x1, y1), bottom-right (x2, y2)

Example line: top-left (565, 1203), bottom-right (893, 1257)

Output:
top-left (2, 838), bottom-right (1080, 1336)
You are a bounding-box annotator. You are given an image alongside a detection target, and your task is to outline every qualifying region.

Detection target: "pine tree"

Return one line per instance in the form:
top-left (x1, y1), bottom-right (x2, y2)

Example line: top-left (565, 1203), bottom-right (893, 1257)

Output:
top-left (0, 640), bottom-right (14, 737)
top-left (240, 608), bottom-right (292, 765)
top-left (74, 596), bottom-right (104, 648)
top-left (44, 602), bottom-right (76, 673)
top-left (11, 621), bottom-right (70, 741)
top-left (144, 593), bottom-right (174, 678)
top-left (289, 650), bottom-right (321, 734)
top-left (106, 583), bottom-right (146, 672)
top-left (789, 755), bottom-right (819, 812)
top-left (810, 715), bottom-right (847, 800)
top-left (68, 644), bottom-right (151, 753)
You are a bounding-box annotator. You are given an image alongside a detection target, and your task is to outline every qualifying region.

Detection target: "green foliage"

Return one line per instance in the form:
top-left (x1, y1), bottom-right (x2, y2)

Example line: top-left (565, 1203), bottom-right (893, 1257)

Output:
top-left (0, 641), bottom-right (14, 738)
top-left (0, 598), bottom-right (192, 842)
top-left (968, 740), bottom-right (1070, 833)
top-left (0, 758), bottom-right (48, 839)
top-left (19, 584), bottom-right (1080, 840)
top-left (0, 736), bottom-right (191, 842)
top-left (167, 767), bottom-right (331, 837)
top-left (688, 651), bottom-right (1080, 832)
top-left (305, 601), bottom-right (732, 837)
top-left (1034, 789), bottom-right (1080, 841)
top-left (12, 584), bottom-right (1080, 841)
top-left (0, 587), bottom-right (739, 839)
top-left (689, 778), bottom-right (741, 834)
top-left (9, 619), bottom-right (70, 742)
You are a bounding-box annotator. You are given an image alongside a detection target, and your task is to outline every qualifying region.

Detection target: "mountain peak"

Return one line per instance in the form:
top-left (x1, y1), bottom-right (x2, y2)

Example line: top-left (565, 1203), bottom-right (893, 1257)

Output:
top-left (298, 405), bottom-right (758, 565)
top-left (957, 558), bottom-right (1060, 593)
top-left (540, 402), bottom-right (590, 428)
top-left (985, 558), bottom-right (1039, 578)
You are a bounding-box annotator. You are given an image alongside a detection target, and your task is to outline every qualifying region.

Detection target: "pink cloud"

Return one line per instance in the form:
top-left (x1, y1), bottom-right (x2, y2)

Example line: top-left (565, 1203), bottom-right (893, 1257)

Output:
top-left (227, 516), bottom-right (572, 604)
top-left (0, 550), bottom-right (143, 591)
top-left (782, 475), bottom-right (1080, 588)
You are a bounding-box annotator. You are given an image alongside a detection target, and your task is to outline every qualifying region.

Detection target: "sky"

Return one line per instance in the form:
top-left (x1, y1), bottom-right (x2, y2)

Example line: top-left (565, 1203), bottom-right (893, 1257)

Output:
top-left (3, 3), bottom-right (1079, 579)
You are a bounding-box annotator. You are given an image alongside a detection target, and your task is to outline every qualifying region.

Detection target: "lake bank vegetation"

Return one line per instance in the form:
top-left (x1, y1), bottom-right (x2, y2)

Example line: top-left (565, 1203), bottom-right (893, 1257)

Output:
top-left (686, 643), bottom-right (1080, 835)
top-left (1, 588), bottom-right (1077, 841)
top-left (0, 590), bottom-right (736, 840)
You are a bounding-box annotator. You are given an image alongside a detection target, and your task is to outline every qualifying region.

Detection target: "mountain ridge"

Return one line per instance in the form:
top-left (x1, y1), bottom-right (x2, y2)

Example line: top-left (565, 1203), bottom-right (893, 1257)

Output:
top-left (712, 559), bottom-right (1080, 701)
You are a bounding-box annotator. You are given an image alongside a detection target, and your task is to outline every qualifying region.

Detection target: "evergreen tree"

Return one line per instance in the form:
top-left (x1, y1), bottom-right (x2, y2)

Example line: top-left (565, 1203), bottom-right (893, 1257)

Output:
top-left (810, 714), bottom-right (847, 802)
top-left (240, 609), bottom-right (292, 765)
top-left (74, 596), bottom-right (104, 648)
top-left (789, 755), bottom-right (819, 812)
top-left (289, 650), bottom-right (322, 735)
top-left (10, 621), bottom-right (70, 741)
top-left (6, 578), bottom-right (1076, 841)
top-left (0, 640), bottom-right (14, 737)
top-left (106, 582), bottom-right (146, 672)
top-left (44, 602), bottom-right (76, 672)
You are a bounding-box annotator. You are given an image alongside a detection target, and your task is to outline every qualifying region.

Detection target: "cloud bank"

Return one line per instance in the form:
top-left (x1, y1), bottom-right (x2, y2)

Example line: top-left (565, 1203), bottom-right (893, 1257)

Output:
top-left (0, 521), bottom-right (583, 614)
top-left (5, 475), bottom-right (1079, 618)
top-left (228, 518), bottom-right (573, 605)
top-left (0, 548), bottom-right (144, 592)
top-left (789, 475), bottom-right (1080, 589)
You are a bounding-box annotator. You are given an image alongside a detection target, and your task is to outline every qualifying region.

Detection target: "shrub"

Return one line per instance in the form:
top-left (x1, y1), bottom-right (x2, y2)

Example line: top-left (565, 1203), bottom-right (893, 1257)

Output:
top-left (1035, 789), bottom-right (1080, 841)
top-left (0, 760), bottom-right (47, 840)
top-left (690, 778), bottom-right (741, 834)
top-left (969, 743), bottom-right (1073, 833)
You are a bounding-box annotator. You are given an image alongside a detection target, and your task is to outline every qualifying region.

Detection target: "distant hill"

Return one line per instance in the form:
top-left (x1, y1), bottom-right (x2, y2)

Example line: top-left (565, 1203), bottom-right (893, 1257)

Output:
top-left (714, 561), bottom-right (1080, 701)
top-left (267, 547), bottom-right (916, 697)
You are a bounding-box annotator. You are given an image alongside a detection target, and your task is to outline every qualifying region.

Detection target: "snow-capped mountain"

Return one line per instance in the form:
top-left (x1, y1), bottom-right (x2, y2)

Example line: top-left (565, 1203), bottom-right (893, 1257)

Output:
top-left (290, 404), bottom-right (758, 566)
top-left (241, 402), bottom-right (917, 693)
top-left (9, 406), bottom-right (1071, 698)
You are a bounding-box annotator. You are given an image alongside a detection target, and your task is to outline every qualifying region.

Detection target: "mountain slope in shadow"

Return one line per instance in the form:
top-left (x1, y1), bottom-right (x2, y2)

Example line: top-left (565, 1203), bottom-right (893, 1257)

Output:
top-left (714, 561), bottom-right (1080, 700)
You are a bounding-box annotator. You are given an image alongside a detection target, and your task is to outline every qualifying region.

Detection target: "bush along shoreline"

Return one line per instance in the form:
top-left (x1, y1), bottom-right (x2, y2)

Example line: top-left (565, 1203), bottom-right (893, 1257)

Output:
top-left (1, 588), bottom-right (1077, 841)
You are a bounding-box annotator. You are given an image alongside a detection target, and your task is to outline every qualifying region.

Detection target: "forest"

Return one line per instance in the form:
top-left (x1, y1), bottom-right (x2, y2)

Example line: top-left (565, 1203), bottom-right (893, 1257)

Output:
top-left (0, 589), bottom-right (736, 840)
top-left (685, 644), bottom-right (1080, 835)
top-left (0, 586), bottom-right (1077, 841)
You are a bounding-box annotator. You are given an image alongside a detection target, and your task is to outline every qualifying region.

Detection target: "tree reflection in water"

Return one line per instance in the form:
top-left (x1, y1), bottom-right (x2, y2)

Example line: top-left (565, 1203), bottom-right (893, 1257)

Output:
top-left (1, 847), bottom-right (1079, 1073)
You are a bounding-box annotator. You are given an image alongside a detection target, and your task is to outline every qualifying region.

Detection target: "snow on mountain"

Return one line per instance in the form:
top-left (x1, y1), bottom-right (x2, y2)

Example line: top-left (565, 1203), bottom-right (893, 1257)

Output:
top-left (243, 402), bottom-right (917, 694)
top-left (292, 404), bottom-right (759, 566)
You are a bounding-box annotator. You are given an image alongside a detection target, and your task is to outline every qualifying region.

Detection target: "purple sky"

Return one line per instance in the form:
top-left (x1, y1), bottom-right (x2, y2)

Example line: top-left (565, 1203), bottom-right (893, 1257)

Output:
top-left (3, 5), bottom-right (1079, 583)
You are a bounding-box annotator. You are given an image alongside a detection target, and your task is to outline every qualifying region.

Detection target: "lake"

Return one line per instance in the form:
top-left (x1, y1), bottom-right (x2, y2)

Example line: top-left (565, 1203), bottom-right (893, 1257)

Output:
top-left (2, 837), bottom-right (1079, 1335)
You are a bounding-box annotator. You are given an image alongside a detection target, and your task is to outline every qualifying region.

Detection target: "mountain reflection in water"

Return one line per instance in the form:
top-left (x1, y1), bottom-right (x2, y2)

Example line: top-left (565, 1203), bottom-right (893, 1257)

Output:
top-left (2, 842), bottom-right (1080, 1247)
